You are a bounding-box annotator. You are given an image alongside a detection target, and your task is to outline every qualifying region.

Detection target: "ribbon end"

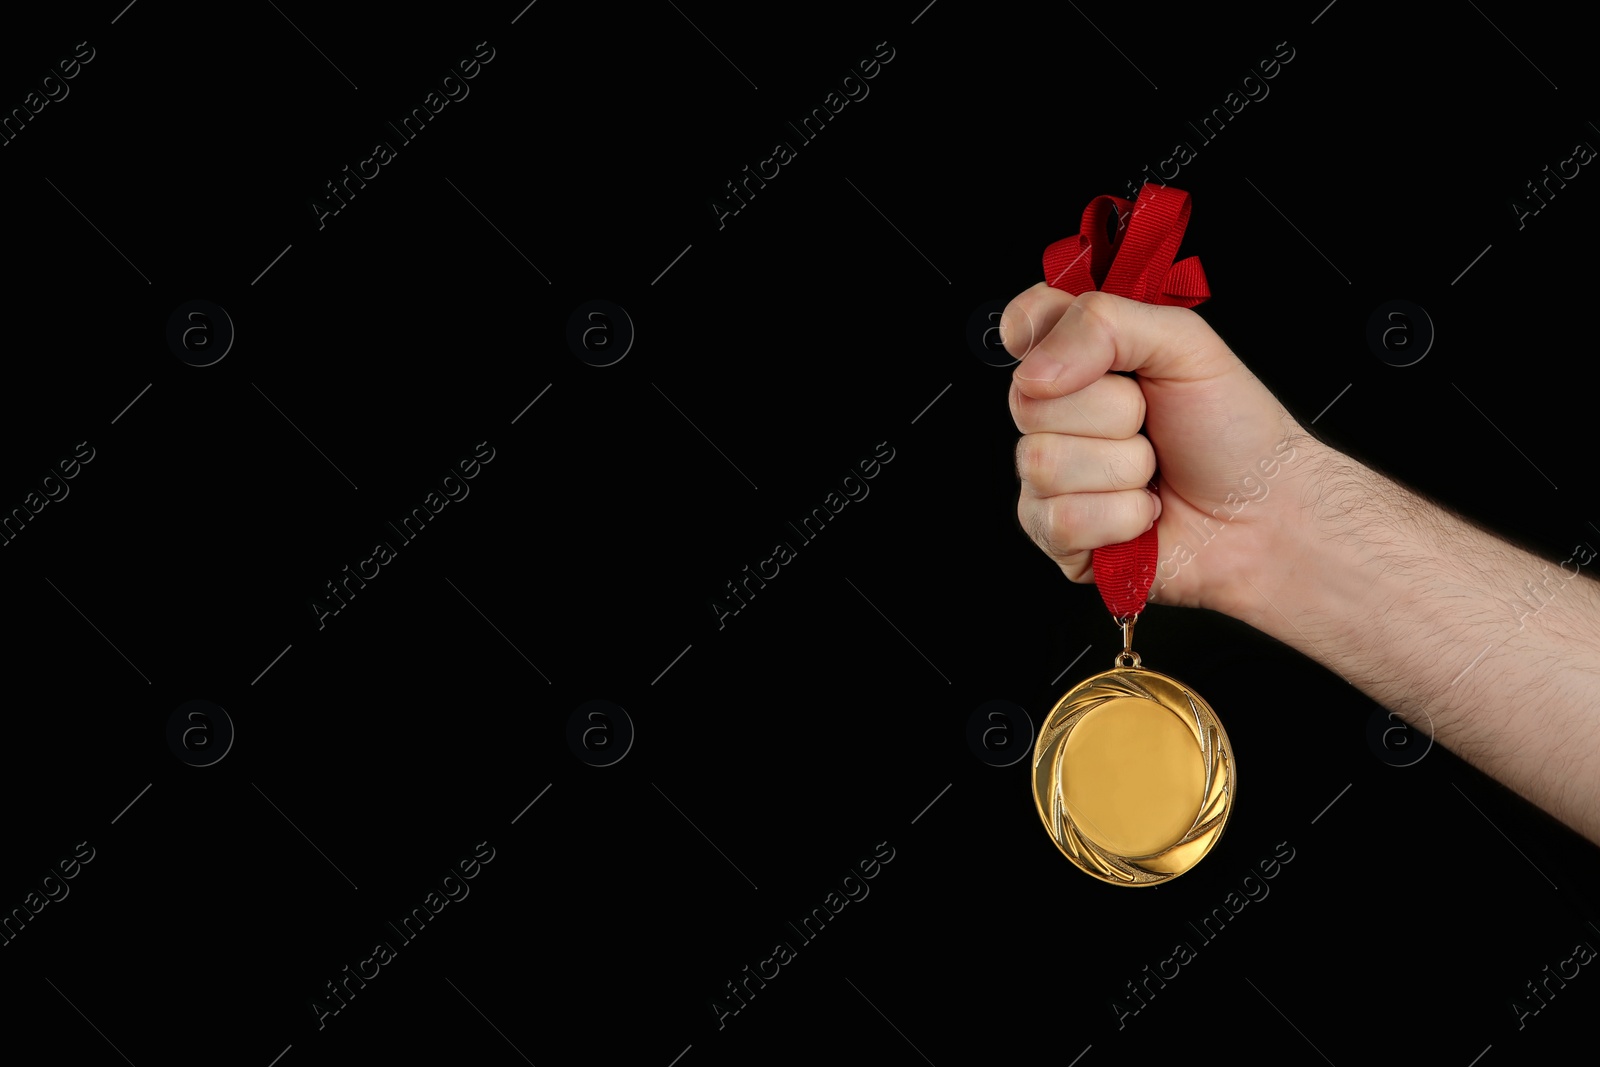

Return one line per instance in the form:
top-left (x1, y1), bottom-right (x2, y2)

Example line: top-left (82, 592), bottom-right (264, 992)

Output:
top-left (1160, 256), bottom-right (1210, 307)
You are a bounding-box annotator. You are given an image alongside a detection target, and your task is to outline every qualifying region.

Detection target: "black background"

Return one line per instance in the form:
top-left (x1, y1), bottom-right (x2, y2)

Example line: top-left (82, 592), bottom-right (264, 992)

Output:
top-left (3, 1), bottom-right (1597, 1064)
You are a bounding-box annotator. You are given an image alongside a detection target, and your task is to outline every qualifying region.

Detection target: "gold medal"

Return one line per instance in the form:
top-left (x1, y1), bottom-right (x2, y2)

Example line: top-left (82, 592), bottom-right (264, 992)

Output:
top-left (1032, 615), bottom-right (1234, 886)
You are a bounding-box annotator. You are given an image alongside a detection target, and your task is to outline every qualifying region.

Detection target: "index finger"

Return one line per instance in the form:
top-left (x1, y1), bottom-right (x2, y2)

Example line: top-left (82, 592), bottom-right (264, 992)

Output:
top-left (1012, 290), bottom-right (1241, 401)
top-left (999, 282), bottom-right (1076, 362)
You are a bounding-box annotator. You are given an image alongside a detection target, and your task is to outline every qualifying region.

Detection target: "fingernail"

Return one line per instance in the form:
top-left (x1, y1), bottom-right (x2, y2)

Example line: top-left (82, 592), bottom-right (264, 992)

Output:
top-left (1016, 356), bottom-right (1062, 382)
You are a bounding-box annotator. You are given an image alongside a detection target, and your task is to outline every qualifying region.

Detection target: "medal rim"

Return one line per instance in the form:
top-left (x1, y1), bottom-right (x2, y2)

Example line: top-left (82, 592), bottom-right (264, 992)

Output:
top-left (1032, 663), bottom-right (1235, 886)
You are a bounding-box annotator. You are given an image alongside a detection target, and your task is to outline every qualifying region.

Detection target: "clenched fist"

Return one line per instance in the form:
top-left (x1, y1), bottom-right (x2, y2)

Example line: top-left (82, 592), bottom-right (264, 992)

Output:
top-left (1003, 283), bottom-right (1325, 618)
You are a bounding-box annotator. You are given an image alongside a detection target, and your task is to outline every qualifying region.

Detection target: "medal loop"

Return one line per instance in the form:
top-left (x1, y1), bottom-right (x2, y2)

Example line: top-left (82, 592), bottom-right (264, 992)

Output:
top-left (1114, 613), bottom-right (1141, 669)
top-left (1041, 182), bottom-right (1211, 620)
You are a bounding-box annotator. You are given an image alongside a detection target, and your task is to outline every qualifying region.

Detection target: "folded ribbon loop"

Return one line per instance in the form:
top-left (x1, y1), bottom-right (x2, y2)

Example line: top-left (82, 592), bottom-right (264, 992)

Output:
top-left (1042, 183), bottom-right (1210, 307)
top-left (1039, 182), bottom-right (1211, 620)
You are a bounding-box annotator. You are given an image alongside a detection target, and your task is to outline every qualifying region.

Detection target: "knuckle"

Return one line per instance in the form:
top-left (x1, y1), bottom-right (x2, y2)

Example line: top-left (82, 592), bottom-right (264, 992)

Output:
top-left (1071, 290), bottom-right (1118, 341)
top-left (1170, 303), bottom-right (1203, 333)
top-left (999, 297), bottom-right (1039, 359)
top-left (1014, 434), bottom-right (1052, 486)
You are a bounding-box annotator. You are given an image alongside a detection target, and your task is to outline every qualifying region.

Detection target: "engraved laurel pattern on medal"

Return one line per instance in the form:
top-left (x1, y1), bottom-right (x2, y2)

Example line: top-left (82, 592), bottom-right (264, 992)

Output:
top-left (1032, 668), bottom-right (1234, 885)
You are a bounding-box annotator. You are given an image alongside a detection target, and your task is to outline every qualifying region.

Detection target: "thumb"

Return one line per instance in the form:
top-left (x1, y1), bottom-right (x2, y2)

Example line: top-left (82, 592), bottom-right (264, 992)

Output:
top-left (1013, 289), bottom-right (1243, 400)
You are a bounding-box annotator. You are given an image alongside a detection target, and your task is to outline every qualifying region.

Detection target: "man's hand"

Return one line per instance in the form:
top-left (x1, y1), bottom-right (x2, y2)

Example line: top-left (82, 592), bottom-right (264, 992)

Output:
top-left (1003, 282), bottom-right (1319, 614)
top-left (1001, 280), bottom-right (1600, 846)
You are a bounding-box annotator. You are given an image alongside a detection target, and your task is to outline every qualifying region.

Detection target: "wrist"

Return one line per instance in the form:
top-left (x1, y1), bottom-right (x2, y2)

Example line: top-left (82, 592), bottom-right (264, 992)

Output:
top-left (1206, 439), bottom-right (1391, 654)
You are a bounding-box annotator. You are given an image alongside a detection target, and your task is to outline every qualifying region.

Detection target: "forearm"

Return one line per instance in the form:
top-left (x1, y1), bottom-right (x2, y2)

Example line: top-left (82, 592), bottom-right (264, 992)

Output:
top-left (1219, 442), bottom-right (1600, 844)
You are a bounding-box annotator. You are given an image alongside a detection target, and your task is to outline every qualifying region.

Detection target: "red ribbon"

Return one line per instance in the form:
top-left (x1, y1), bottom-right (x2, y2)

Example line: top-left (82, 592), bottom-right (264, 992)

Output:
top-left (1040, 182), bottom-right (1210, 620)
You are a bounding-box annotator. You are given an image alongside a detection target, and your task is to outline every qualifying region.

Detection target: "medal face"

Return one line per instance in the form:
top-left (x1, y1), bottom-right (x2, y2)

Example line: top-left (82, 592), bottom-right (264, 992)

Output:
top-left (1033, 664), bottom-right (1234, 886)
